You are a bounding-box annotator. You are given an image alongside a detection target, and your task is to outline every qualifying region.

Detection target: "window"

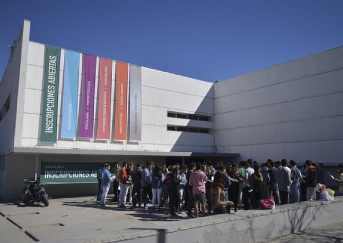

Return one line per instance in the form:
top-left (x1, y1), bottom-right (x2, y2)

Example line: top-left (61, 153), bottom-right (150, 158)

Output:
top-left (167, 125), bottom-right (210, 134)
top-left (198, 116), bottom-right (209, 121)
top-left (167, 112), bottom-right (176, 118)
top-left (188, 127), bottom-right (198, 133)
top-left (167, 126), bottom-right (176, 131)
top-left (176, 126), bottom-right (187, 132)
top-left (176, 113), bottom-right (188, 119)
top-left (167, 111), bottom-right (211, 121)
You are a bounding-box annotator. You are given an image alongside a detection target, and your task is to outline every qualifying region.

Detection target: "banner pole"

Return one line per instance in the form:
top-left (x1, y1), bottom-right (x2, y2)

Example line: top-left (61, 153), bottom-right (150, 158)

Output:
top-left (34, 154), bottom-right (38, 180)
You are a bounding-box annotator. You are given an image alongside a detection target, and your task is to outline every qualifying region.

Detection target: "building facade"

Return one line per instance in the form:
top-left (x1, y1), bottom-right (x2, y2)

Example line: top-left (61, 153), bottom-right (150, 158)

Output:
top-left (0, 20), bottom-right (342, 201)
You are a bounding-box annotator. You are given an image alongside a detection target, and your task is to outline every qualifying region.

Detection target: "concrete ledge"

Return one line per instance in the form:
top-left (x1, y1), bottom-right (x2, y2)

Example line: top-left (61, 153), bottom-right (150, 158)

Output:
top-left (104, 197), bottom-right (343, 243)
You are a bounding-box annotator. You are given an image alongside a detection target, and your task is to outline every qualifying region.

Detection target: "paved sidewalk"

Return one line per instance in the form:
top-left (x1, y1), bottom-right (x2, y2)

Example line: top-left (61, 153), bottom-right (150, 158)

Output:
top-left (0, 196), bottom-right (191, 243)
top-left (1, 196), bottom-right (343, 243)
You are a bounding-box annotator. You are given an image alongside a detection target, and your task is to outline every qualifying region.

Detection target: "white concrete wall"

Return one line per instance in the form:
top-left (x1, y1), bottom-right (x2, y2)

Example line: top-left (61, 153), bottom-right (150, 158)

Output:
top-left (214, 46), bottom-right (343, 165)
top-left (21, 42), bottom-right (215, 153)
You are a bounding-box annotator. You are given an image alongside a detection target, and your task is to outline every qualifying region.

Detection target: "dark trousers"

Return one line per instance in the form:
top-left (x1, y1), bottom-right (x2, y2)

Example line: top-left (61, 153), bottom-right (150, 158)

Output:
top-left (168, 188), bottom-right (178, 214)
top-left (186, 189), bottom-right (194, 216)
top-left (229, 187), bottom-right (239, 212)
top-left (206, 187), bottom-right (212, 213)
top-left (300, 183), bottom-right (307, 201)
top-left (132, 186), bottom-right (142, 207)
top-left (279, 191), bottom-right (289, 205)
top-left (242, 187), bottom-right (253, 210)
top-left (142, 185), bottom-right (151, 207)
top-left (113, 181), bottom-right (119, 201)
top-left (97, 179), bottom-right (103, 202)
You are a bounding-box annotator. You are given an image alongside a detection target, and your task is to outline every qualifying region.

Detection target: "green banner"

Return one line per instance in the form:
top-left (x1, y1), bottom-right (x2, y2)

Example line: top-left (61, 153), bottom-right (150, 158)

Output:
top-left (40, 162), bottom-right (104, 184)
top-left (40, 46), bottom-right (61, 143)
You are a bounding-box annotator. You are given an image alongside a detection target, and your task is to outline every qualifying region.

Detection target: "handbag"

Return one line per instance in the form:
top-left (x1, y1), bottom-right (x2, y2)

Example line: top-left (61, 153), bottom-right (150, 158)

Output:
top-left (259, 199), bottom-right (274, 209)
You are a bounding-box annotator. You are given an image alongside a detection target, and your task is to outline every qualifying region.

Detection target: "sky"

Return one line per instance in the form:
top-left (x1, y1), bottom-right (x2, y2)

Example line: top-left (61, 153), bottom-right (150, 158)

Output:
top-left (0, 0), bottom-right (342, 83)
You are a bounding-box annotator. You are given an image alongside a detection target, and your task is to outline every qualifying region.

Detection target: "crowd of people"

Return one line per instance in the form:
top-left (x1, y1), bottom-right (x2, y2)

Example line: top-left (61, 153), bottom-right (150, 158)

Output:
top-left (96, 159), bottom-right (343, 218)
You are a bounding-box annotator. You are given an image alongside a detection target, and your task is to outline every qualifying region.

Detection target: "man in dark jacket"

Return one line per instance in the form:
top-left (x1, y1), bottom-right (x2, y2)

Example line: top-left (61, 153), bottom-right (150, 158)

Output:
top-left (304, 160), bottom-right (317, 201)
top-left (131, 163), bottom-right (142, 209)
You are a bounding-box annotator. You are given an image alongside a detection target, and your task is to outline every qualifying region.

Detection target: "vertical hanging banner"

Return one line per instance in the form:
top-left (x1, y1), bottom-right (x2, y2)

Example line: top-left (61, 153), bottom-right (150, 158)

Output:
top-left (40, 46), bottom-right (61, 143)
top-left (129, 65), bottom-right (142, 142)
top-left (114, 62), bottom-right (128, 141)
top-left (79, 54), bottom-right (96, 139)
top-left (97, 58), bottom-right (112, 140)
top-left (60, 50), bottom-right (80, 139)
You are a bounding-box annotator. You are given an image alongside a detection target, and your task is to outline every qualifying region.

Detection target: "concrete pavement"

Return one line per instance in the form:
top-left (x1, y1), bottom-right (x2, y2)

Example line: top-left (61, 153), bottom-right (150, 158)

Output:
top-left (1, 196), bottom-right (343, 243)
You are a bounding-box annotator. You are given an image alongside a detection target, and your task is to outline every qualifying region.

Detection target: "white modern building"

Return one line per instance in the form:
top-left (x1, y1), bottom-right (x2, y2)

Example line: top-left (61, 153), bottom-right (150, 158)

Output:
top-left (0, 20), bottom-right (342, 201)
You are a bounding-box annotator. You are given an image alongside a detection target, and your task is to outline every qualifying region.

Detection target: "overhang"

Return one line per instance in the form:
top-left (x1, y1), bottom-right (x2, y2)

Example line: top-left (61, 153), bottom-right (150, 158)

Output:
top-left (12, 147), bottom-right (240, 158)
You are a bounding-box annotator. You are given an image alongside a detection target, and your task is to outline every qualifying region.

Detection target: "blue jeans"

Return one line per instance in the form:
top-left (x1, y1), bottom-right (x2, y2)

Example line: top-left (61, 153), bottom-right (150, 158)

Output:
top-left (214, 206), bottom-right (227, 214)
top-left (290, 183), bottom-right (300, 203)
top-left (101, 186), bottom-right (110, 205)
top-left (118, 183), bottom-right (127, 206)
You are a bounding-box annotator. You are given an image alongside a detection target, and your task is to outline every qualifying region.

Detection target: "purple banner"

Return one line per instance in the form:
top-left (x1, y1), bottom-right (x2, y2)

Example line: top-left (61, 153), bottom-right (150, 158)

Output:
top-left (79, 54), bottom-right (96, 138)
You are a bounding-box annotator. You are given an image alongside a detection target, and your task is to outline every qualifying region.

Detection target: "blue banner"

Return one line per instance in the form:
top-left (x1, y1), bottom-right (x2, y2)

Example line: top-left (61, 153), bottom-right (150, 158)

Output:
top-left (61, 50), bottom-right (80, 139)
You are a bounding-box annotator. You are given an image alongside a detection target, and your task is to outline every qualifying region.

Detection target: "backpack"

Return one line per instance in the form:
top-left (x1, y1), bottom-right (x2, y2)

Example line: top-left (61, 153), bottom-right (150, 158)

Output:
top-left (164, 173), bottom-right (172, 187)
top-left (259, 199), bottom-right (274, 209)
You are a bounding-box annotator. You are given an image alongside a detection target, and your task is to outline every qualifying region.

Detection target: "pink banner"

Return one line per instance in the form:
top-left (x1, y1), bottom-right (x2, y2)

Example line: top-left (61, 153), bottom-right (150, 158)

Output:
top-left (97, 58), bottom-right (112, 140)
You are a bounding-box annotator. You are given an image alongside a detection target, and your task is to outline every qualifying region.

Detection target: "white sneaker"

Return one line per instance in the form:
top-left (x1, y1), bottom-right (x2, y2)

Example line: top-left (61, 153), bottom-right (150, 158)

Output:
top-left (178, 211), bottom-right (186, 214)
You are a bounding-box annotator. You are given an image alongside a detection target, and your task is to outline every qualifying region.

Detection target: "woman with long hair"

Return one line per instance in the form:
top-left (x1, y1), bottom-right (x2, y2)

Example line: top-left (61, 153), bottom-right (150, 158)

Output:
top-left (152, 164), bottom-right (163, 210)
top-left (252, 165), bottom-right (267, 208)
top-left (166, 167), bottom-right (181, 216)
top-left (211, 171), bottom-right (233, 214)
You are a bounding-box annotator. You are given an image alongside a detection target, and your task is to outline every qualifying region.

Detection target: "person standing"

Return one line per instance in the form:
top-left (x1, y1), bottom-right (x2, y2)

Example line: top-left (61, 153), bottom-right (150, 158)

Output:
top-left (142, 161), bottom-right (152, 210)
top-left (228, 163), bottom-right (241, 212)
top-left (267, 161), bottom-right (280, 205)
top-left (189, 162), bottom-right (209, 218)
top-left (251, 165), bottom-right (267, 209)
top-left (186, 162), bottom-right (196, 218)
top-left (96, 164), bottom-right (105, 204)
top-left (242, 161), bottom-right (254, 210)
top-left (332, 163), bottom-right (343, 196)
top-left (238, 161), bottom-right (246, 208)
top-left (131, 163), bottom-right (142, 209)
top-left (167, 167), bottom-right (181, 216)
top-left (125, 162), bottom-right (135, 205)
top-left (278, 159), bottom-right (292, 205)
top-left (289, 160), bottom-right (302, 203)
top-left (151, 164), bottom-right (163, 210)
top-left (303, 160), bottom-right (317, 201)
top-left (177, 165), bottom-right (187, 214)
top-left (111, 162), bottom-right (120, 202)
top-left (100, 163), bottom-right (113, 207)
top-left (118, 161), bottom-right (128, 208)
top-left (161, 166), bottom-right (169, 207)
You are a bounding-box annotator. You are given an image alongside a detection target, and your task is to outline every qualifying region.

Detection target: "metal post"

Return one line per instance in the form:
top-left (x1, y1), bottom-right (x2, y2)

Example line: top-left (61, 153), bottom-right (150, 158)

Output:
top-left (34, 154), bottom-right (38, 180)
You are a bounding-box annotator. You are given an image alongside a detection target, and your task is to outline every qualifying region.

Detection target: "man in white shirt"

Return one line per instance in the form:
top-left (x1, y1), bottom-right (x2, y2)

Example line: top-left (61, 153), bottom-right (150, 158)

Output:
top-left (242, 161), bottom-right (254, 210)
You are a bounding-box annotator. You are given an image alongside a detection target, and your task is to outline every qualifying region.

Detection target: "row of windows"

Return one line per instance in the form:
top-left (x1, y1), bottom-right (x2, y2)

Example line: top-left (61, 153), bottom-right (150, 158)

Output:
top-left (167, 125), bottom-right (211, 134)
top-left (167, 111), bottom-right (211, 121)
top-left (0, 95), bottom-right (10, 122)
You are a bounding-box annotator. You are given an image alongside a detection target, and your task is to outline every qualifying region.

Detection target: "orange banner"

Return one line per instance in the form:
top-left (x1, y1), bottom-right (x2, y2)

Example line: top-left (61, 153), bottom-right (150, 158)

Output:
top-left (97, 58), bottom-right (112, 140)
top-left (114, 62), bottom-right (128, 141)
